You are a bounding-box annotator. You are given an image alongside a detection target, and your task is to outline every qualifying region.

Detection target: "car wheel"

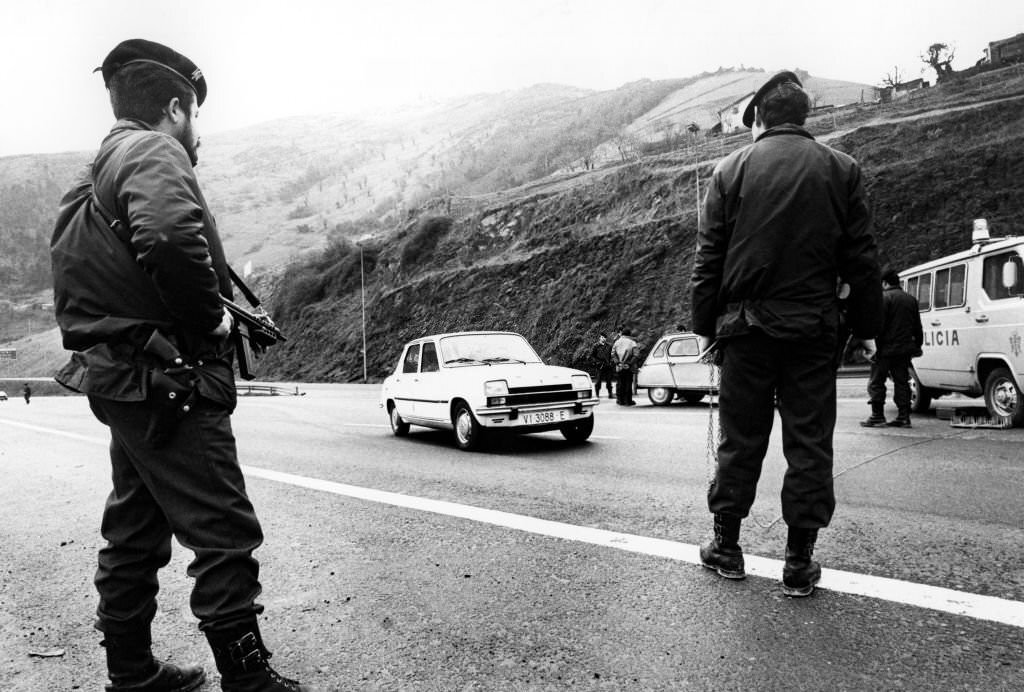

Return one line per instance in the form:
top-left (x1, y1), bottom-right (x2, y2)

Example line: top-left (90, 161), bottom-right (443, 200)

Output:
top-left (681, 391), bottom-right (706, 404)
top-left (908, 368), bottom-right (932, 414)
top-left (560, 414), bottom-right (594, 443)
top-left (983, 367), bottom-right (1024, 426)
top-left (647, 387), bottom-right (674, 406)
top-left (453, 402), bottom-right (486, 451)
top-left (388, 403), bottom-right (410, 436)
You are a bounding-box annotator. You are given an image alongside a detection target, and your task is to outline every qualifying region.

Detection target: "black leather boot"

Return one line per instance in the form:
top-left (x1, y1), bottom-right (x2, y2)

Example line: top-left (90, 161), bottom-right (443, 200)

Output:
top-left (859, 403), bottom-right (887, 427)
top-left (699, 513), bottom-right (745, 579)
top-left (886, 408), bottom-right (912, 428)
top-left (205, 620), bottom-right (318, 691)
top-left (103, 631), bottom-right (205, 692)
top-left (782, 527), bottom-right (821, 597)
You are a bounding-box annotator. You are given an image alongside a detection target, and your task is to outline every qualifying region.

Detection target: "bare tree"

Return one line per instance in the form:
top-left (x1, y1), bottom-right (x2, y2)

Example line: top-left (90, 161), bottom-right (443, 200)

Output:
top-left (612, 128), bottom-right (642, 163)
top-left (922, 43), bottom-right (956, 81)
top-left (883, 65), bottom-right (904, 88)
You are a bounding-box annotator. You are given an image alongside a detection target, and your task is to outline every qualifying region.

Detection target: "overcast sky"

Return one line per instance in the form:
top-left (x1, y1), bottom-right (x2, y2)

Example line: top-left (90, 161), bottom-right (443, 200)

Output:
top-left (2, 0), bottom-right (1021, 157)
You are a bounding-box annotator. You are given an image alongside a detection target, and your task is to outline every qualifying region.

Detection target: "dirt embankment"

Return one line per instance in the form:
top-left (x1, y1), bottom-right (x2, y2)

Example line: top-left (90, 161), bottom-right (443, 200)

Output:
top-left (256, 92), bottom-right (1024, 384)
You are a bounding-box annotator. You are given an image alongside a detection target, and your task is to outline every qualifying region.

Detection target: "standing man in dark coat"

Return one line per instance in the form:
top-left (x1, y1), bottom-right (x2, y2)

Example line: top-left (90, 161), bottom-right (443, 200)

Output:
top-left (590, 333), bottom-right (615, 399)
top-left (690, 71), bottom-right (882, 597)
top-left (50, 39), bottom-right (317, 691)
top-left (861, 268), bottom-right (924, 428)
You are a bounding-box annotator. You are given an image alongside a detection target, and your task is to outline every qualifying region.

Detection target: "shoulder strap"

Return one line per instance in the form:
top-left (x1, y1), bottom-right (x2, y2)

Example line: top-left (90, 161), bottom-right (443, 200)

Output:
top-left (227, 265), bottom-right (261, 308)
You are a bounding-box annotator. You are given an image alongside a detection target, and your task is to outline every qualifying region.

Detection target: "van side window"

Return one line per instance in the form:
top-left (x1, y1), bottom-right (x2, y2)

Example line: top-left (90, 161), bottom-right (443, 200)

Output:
top-left (652, 341), bottom-right (667, 358)
top-left (934, 264), bottom-right (966, 309)
top-left (402, 344), bottom-right (421, 373)
top-left (905, 276), bottom-right (921, 309)
top-left (982, 252), bottom-right (1024, 300)
top-left (917, 273), bottom-right (932, 310)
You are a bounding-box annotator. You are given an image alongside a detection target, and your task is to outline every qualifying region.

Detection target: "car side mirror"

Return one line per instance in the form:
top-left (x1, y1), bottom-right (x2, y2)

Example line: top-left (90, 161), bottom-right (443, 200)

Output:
top-left (1002, 260), bottom-right (1019, 290)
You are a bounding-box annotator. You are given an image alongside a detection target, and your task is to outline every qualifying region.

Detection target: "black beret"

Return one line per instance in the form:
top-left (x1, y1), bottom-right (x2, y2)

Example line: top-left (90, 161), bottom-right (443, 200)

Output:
top-left (95, 38), bottom-right (207, 106)
top-left (741, 70), bottom-right (802, 128)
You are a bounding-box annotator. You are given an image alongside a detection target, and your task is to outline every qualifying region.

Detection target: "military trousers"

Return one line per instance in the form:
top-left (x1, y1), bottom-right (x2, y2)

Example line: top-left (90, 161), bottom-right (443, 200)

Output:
top-left (866, 354), bottom-right (912, 411)
top-left (708, 330), bottom-right (838, 528)
top-left (88, 395), bottom-right (264, 636)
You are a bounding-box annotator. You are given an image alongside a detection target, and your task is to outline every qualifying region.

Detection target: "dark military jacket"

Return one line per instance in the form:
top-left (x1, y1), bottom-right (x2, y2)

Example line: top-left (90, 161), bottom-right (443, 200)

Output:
top-left (51, 119), bottom-right (236, 407)
top-left (878, 286), bottom-right (924, 357)
top-left (691, 124), bottom-right (882, 343)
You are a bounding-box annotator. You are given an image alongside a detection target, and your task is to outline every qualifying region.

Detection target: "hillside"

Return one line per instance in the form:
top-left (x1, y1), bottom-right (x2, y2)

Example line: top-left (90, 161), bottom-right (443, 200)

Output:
top-left (1, 74), bottom-right (731, 307)
top-left (254, 65), bottom-right (1024, 383)
top-left (4, 65), bottom-right (1024, 382)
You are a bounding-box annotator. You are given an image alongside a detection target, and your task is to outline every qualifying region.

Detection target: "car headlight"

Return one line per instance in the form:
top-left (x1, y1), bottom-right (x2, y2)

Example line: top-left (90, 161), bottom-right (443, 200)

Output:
top-left (484, 379), bottom-right (509, 407)
top-left (571, 375), bottom-right (592, 391)
top-left (484, 380), bottom-right (509, 397)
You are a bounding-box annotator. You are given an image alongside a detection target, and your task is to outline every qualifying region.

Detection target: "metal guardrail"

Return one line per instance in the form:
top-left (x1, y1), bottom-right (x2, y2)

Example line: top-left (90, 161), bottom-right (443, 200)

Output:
top-left (236, 384), bottom-right (305, 396)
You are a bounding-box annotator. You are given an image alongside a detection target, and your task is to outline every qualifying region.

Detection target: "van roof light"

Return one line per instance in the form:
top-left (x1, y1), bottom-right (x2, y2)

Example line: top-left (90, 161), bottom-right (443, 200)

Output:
top-left (972, 218), bottom-right (991, 245)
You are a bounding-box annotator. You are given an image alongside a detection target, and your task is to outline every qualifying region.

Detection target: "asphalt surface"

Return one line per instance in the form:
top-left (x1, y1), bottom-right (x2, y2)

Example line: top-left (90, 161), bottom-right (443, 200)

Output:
top-left (1, 382), bottom-right (1022, 691)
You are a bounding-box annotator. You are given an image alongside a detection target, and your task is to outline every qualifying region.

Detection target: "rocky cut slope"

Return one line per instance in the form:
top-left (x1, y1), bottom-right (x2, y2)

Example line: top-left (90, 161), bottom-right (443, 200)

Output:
top-left (258, 78), bottom-right (1024, 384)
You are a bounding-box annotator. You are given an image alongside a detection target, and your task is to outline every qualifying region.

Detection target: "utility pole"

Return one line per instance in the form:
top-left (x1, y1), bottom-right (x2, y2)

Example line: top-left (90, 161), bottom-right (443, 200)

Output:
top-left (360, 243), bottom-right (367, 383)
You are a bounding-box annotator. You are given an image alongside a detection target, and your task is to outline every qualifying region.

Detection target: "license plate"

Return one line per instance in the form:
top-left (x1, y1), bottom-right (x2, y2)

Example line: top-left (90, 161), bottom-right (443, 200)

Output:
top-left (521, 409), bottom-right (568, 425)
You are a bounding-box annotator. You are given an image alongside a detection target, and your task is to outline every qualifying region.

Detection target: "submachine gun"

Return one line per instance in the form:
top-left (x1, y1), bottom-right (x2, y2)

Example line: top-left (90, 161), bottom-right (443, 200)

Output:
top-left (224, 266), bottom-right (286, 380)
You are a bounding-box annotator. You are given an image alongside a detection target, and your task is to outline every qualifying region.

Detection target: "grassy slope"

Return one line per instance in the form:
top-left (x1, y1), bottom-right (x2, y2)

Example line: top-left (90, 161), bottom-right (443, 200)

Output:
top-left (258, 70), bottom-right (1024, 383)
top-left (7, 69), bottom-right (1024, 382)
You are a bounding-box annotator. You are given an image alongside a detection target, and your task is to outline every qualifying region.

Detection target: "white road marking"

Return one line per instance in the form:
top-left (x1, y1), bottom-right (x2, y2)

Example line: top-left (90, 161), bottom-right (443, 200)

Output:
top-left (1, 419), bottom-right (109, 444)
top-left (5, 417), bottom-right (1021, 629)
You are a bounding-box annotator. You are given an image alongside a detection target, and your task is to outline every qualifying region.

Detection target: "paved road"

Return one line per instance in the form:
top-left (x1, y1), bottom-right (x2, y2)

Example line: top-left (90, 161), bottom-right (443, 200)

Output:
top-left (1, 385), bottom-right (1022, 690)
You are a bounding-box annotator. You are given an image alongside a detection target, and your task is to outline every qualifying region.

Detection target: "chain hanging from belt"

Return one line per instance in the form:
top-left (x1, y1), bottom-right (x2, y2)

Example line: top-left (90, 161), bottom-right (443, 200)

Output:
top-left (701, 345), bottom-right (720, 491)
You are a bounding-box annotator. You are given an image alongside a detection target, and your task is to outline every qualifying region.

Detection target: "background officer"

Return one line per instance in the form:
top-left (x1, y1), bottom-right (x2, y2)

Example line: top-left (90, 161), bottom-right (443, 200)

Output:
top-left (860, 267), bottom-right (924, 428)
top-left (51, 39), bottom-right (318, 691)
top-left (691, 71), bottom-right (882, 597)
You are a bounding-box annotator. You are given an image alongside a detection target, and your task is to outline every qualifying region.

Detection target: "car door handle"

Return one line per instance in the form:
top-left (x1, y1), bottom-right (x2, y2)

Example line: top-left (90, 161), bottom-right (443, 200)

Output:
top-left (974, 314), bottom-right (989, 323)
top-left (930, 320), bottom-right (942, 326)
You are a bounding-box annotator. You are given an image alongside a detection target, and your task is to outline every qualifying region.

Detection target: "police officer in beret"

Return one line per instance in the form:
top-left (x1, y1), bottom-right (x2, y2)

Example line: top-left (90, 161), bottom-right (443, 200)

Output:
top-left (51, 39), bottom-right (319, 691)
top-left (690, 71), bottom-right (882, 596)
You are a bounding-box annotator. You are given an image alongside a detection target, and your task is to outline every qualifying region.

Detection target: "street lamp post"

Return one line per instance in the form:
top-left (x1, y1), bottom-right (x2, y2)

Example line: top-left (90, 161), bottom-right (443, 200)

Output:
top-left (359, 243), bottom-right (367, 383)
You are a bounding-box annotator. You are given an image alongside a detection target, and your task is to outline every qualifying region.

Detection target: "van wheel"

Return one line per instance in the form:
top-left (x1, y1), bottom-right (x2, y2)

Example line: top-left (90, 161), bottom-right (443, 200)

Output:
top-left (983, 367), bottom-right (1024, 426)
top-left (647, 387), bottom-right (674, 406)
top-left (453, 402), bottom-right (486, 451)
top-left (908, 368), bottom-right (932, 414)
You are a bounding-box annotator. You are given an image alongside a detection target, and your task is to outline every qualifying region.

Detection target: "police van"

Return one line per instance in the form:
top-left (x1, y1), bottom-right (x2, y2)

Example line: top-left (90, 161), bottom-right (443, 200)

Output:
top-left (901, 219), bottom-right (1024, 425)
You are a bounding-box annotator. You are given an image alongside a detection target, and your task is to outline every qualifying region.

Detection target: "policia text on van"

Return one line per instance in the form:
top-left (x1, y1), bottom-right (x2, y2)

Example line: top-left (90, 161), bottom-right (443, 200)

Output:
top-left (900, 219), bottom-right (1024, 426)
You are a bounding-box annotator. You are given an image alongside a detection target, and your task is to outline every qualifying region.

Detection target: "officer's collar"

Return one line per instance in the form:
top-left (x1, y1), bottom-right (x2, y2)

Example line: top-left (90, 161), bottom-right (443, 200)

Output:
top-left (754, 123), bottom-right (814, 143)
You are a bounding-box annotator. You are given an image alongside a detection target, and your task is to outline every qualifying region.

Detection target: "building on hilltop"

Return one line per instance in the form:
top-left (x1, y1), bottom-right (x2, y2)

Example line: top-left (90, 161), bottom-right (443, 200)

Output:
top-left (986, 33), bottom-right (1024, 66)
top-left (716, 92), bottom-right (754, 134)
top-left (879, 78), bottom-right (929, 104)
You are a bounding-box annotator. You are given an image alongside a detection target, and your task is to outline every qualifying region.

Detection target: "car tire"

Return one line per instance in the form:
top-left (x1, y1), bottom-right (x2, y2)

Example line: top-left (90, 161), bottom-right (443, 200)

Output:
top-left (560, 414), bottom-right (594, 443)
top-left (388, 403), bottom-right (410, 436)
top-left (908, 367), bottom-right (932, 414)
top-left (681, 391), bottom-right (706, 404)
top-left (983, 367), bottom-right (1024, 426)
top-left (453, 401), bottom-right (486, 451)
top-left (647, 387), bottom-right (674, 406)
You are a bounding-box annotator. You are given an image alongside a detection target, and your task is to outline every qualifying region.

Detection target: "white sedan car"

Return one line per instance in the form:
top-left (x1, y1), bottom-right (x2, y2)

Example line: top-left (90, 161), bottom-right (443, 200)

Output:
top-left (380, 331), bottom-right (599, 450)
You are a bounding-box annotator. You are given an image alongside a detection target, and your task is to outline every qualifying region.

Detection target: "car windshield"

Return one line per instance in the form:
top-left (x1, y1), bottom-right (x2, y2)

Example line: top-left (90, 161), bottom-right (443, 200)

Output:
top-left (440, 333), bottom-right (541, 365)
